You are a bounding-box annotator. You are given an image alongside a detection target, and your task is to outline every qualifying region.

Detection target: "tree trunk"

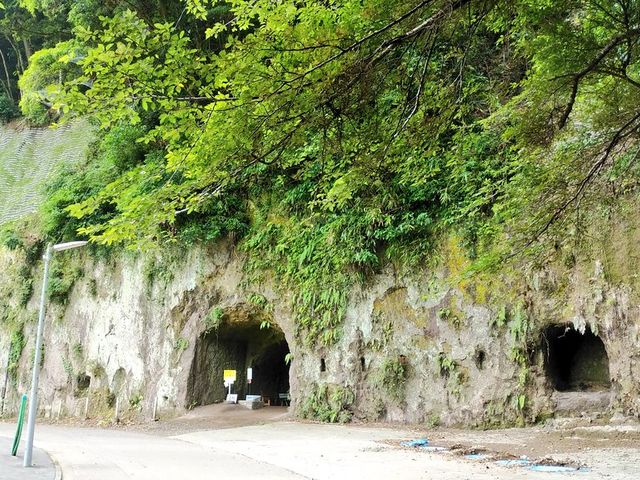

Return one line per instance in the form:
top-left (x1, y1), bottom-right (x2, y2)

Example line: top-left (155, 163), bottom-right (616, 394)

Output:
top-left (0, 47), bottom-right (14, 100)
top-left (22, 37), bottom-right (32, 61)
top-left (6, 37), bottom-right (25, 74)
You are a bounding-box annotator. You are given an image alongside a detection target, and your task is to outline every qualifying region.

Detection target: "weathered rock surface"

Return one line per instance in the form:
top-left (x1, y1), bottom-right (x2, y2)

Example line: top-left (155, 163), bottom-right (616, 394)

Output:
top-left (0, 225), bottom-right (638, 429)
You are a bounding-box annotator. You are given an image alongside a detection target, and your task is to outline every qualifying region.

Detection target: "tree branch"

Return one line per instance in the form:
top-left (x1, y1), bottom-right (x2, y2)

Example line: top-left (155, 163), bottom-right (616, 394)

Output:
top-left (364, 0), bottom-right (472, 68)
top-left (558, 28), bottom-right (640, 129)
top-left (525, 110), bottom-right (640, 250)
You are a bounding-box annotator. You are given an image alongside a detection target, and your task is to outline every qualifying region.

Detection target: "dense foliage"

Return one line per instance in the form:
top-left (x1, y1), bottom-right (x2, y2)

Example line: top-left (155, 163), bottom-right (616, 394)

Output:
top-left (3, 0), bottom-right (640, 343)
top-left (0, 0), bottom-right (191, 122)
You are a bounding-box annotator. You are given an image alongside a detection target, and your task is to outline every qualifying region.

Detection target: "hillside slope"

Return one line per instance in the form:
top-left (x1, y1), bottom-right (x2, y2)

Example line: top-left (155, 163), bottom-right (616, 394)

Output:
top-left (0, 121), bottom-right (92, 225)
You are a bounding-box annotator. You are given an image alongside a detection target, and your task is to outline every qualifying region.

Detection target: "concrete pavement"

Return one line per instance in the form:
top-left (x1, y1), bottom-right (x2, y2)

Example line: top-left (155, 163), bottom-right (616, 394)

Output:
top-left (0, 436), bottom-right (57, 480)
top-left (0, 423), bottom-right (304, 480)
top-left (174, 422), bottom-right (588, 480)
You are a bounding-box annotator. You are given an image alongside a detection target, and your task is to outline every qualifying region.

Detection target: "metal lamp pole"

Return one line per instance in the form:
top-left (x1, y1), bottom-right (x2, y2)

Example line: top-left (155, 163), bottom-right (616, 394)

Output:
top-left (23, 241), bottom-right (87, 467)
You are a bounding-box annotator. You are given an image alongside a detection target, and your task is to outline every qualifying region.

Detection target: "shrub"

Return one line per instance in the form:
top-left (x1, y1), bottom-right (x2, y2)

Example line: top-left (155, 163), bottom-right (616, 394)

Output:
top-left (380, 356), bottom-right (408, 401)
top-left (39, 122), bottom-right (160, 242)
top-left (0, 94), bottom-right (18, 123)
top-left (8, 325), bottom-right (25, 383)
top-left (18, 40), bottom-right (83, 125)
top-left (99, 123), bottom-right (147, 171)
top-left (0, 226), bottom-right (23, 250)
top-left (299, 383), bottom-right (354, 423)
top-left (47, 260), bottom-right (83, 305)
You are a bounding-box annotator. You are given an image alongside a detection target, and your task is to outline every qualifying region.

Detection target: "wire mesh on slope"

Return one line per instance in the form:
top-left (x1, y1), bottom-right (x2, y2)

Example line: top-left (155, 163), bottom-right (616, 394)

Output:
top-left (0, 120), bottom-right (93, 225)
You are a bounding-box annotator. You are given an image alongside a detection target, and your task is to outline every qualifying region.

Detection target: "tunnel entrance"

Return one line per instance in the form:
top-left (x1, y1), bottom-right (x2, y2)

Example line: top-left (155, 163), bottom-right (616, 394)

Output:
top-left (542, 324), bottom-right (611, 392)
top-left (186, 309), bottom-right (290, 408)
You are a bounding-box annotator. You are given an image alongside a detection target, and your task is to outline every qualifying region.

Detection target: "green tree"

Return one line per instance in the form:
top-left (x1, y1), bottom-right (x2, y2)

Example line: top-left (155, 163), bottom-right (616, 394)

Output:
top-left (7, 0), bottom-right (640, 342)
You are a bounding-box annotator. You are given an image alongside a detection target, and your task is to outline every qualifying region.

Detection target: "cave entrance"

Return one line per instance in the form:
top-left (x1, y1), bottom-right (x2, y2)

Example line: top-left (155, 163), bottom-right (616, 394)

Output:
top-left (186, 313), bottom-right (290, 408)
top-left (542, 324), bottom-right (611, 392)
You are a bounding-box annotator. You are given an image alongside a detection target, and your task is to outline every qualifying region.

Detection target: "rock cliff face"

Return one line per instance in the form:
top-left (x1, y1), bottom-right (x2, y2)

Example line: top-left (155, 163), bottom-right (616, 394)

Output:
top-left (1, 212), bottom-right (639, 427)
top-left (1, 125), bottom-right (639, 427)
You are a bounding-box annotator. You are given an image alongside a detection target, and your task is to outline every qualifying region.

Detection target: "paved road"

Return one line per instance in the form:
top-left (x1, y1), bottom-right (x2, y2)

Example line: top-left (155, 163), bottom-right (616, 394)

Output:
top-left (0, 423), bottom-right (302, 479)
top-left (0, 421), bottom-right (635, 479)
top-left (0, 436), bottom-right (56, 480)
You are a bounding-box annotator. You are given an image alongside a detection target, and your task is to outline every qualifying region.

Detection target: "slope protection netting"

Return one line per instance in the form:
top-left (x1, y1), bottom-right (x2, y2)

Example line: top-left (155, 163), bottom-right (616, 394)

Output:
top-left (0, 120), bottom-right (93, 225)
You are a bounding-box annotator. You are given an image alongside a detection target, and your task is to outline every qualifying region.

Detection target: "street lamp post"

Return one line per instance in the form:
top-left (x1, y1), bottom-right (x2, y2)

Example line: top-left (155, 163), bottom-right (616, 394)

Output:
top-left (23, 241), bottom-right (88, 467)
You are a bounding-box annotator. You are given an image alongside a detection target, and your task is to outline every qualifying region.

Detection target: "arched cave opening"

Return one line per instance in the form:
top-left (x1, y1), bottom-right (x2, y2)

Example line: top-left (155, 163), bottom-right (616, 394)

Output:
top-left (186, 313), bottom-right (290, 408)
top-left (542, 324), bottom-right (611, 392)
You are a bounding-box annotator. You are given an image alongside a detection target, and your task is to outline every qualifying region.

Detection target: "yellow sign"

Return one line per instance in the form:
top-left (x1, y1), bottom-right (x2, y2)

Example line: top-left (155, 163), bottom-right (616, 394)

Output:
top-left (223, 370), bottom-right (237, 382)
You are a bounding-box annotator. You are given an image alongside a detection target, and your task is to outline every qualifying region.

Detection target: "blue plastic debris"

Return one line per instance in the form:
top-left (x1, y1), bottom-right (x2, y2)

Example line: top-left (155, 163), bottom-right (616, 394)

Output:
top-left (419, 446), bottom-right (447, 452)
top-left (495, 459), bottom-right (532, 467)
top-left (465, 453), bottom-right (490, 460)
top-left (400, 439), bottom-right (429, 447)
top-left (528, 465), bottom-right (579, 473)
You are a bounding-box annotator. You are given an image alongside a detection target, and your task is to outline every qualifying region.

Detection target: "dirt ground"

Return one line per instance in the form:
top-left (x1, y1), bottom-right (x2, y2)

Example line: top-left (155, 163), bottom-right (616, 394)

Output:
top-left (128, 404), bottom-right (639, 478)
top-left (424, 423), bottom-right (640, 477)
top-left (137, 403), bottom-right (292, 435)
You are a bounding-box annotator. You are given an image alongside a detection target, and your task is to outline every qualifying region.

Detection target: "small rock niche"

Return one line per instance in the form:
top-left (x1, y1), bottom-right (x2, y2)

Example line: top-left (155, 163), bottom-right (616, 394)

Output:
top-left (542, 324), bottom-right (611, 392)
